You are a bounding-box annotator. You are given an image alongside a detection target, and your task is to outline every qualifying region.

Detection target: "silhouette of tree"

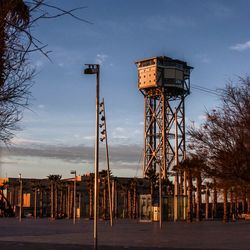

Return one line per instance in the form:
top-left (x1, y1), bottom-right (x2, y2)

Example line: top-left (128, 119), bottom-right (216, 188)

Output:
top-left (86, 173), bottom-right (94, 219)
top-left (145, 167), bottom-right (159, 205)
top-left (177, 157), bottom-right (205, 222)
top-left (47, 174), bottom-right (62, 219)
top-left (0, 1), bottom-right (89, 143)
top-left (189, 77), bottom-right (250, 183)
top-left (189, 77), bottom-right (250, 222)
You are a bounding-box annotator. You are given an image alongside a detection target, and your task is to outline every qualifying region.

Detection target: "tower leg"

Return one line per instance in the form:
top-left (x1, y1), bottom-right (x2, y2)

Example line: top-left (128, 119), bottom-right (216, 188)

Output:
top-left (174, 173), bottom-right (179, 221)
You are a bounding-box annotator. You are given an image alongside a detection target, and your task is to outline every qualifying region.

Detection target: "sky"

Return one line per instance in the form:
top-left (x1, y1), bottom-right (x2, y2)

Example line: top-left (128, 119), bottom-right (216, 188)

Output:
top-left (1, 0), bottom-right (250, 179)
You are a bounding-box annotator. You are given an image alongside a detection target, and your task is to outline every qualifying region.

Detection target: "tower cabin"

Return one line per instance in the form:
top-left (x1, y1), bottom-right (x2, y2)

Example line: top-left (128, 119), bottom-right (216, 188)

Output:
top-left (135, 56), bottom-right (192, 96)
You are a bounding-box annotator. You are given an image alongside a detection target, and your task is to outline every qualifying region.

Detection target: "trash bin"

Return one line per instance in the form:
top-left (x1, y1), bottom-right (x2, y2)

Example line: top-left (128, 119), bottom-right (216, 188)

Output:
top-left (152, 206), bottom-right (160, 221)
top-left (76, 208), bottom-right (81, 218)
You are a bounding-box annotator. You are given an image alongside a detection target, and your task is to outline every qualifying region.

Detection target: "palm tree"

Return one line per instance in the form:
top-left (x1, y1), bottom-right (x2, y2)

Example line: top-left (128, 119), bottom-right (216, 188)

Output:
top-left (47, 175), bottom-right (62, 219)
top-left (37, 182), bottom-right (46, 218)
top-left (0, 0), bottom-right (30, 86)
top-left (177, 157), bottom-right (205, 222)
top-left (145, 168), bottom-right (159, 205)
top-left (176, 159), bottom-right (192, 222)
top-left (31, 181), bottom-right (39, 219)
top-left (99, 170), bottom-right (108, 219)
top-left (117, 180), bottom-right (129, 219)
top-left (130, 178), bottom-right (138, 219)
top-left (86, 173), bottom-right (94, 219)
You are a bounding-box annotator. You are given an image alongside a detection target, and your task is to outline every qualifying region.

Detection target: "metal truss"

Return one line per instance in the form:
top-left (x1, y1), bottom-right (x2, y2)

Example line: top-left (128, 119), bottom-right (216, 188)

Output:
top-left (142, 89), bottom-right (186, 179)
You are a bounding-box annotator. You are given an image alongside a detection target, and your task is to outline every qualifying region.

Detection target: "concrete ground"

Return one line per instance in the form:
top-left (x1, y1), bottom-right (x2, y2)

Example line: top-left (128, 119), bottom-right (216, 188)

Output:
top-left (0, 218), bottom-right (249, 249)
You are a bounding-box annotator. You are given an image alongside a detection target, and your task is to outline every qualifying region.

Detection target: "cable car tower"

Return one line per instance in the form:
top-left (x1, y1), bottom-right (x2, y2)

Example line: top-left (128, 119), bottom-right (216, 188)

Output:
top-left (136, 56), bottom-right (192, 179)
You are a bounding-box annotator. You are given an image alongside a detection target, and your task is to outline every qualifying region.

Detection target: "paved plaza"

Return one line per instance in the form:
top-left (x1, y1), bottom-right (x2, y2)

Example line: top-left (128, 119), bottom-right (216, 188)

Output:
top-left (0, 218), bottom-right (249, 249)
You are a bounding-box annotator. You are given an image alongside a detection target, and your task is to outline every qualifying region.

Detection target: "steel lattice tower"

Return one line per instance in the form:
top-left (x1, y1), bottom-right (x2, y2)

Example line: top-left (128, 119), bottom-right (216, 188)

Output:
top-left (136, 56), bottom-right (192, 178)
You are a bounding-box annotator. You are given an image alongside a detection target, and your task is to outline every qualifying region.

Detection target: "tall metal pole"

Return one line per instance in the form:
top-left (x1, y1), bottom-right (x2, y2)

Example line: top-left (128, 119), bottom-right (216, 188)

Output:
top-left (67, 184), bottom-right (70, 219)
top-left (101, 98), bottom-right (113, 227)
top-left (73, 173), bottom-right (76, 224)
top-left (159, 164), bottom-right (162, 228)
top-left (19, 173), bottom-right (22, 222)
top-left (174, 110), bottom-right (179, 222)
top-left (84, 64), bottom-right (100, 249)
top-left (34, 188), bottom-right (37, 219)
top-left (159, 92), bottom-right (165, 229)
top-left (94, 65), bottom-right (100, 249)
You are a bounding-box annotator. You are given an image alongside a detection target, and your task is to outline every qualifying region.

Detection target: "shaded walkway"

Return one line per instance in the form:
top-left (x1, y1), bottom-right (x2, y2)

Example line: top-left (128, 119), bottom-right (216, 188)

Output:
top-left (0, 219), bottom-right (249, 249)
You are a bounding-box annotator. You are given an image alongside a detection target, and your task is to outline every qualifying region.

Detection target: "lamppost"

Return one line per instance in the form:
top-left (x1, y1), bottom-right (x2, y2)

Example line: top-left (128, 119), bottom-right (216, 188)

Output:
top-left (84, 64), bottom-right (100, 249)
top-left (70, 170), bottom-right (77, 224)
top-left (19, 173), bottom-right (22, 222)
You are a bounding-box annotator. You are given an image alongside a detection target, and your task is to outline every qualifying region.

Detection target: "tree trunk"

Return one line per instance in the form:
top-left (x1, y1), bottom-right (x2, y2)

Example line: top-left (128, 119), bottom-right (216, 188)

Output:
top-left (123, 191), bottom-right (127, 218)
top-left (212, 181), bottom-right (217, 219)
top-left (196, 173), bottom-right (202, 222)
top-left (247, 191), bottom-right (250, 213)
top-left (133, 185), bottom-right (137, 219)
top-left (128, 190), bottom-right (131, 218)
top-left (223, 188), bottom-right (228, 223)
top-left (230, 189), bottom-right (234, 220)
top-left (34, 188), bottom-right (37, 219)
top-left (103, 181), bottom-right (107, 219)
top-left (50, 183), bottom-right (54, 218)
top-left (60, 190), bottom-right (63, 217)
top-left (235, 191), bottom-right (239, 218)
top-left (89, 187), bottom-right (93, 218)
top-left (67, 185), bottom-right (70, 218)
top-left (54, 185), bottom-right (58, 219)
top-left (187, 170), bottom-right (193, 223)
top-left (39, 190), bottom-right (43, 217)
top-left (63, 190), bottom-right (66, 217)
top-left (70, 189), bottom-right (73, 218)
top-left (242, 190), bottom-right (247, 213)
top-left (205, 184), bottom-right (209, 220)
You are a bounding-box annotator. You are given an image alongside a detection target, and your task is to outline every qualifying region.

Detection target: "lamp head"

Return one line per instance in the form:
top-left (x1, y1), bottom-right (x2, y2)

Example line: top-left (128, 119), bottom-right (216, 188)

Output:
top-left (84, 64), bottom-right (99, 74)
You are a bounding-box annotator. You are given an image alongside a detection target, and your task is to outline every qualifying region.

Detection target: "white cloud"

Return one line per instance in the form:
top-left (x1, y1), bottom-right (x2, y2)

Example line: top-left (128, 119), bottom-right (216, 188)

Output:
top-left (111, 127), bottom-right (128, 140)
top-left (195, 54), bottom-right (211, 64)
top-left (198, 115), bottom-right (206, 121)
top-left (2, 143), bottom-right (142, 168)
top-left (230, 41), bottom-right (250, 51)
top-left (11, 137), bottom-right (46, 146)
top-left (83, 135), bottom-right (95, 140)
top-left (95, 54), bottom-right (108, 65)
top-left (58, 62), bottom-right (65, 67)
top-left (114, 127), bottom-right (124, 132)
top-left (35, 60), bottom-right (44, 69)
top-left (37, 104), bottom-right (45, 109)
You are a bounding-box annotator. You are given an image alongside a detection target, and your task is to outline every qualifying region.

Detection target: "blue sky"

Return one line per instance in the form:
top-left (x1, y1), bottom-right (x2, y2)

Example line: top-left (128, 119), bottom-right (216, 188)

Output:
top-left (1, 0), bottom-right (250, 179)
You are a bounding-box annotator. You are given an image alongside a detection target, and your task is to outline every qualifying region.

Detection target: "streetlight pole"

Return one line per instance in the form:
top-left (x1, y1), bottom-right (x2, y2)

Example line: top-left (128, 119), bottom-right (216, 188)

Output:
top-left (70, 170), bottom-right (77, 224)
top-left (19, 173), bottom-right (22, 222)
top-left (84, 64), bottom-right (100, 249)
top-left (100, 98), bottom-right (113, 227)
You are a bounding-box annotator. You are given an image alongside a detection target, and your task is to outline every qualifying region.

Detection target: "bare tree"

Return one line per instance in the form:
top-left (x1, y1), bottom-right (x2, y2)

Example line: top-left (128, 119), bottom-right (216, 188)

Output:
top-left (189, 77), bottom-right (250, 183)
top-left (0, 0), bottom-right (89, 143)
top-left (188, 77), bottom-right (250, 222)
